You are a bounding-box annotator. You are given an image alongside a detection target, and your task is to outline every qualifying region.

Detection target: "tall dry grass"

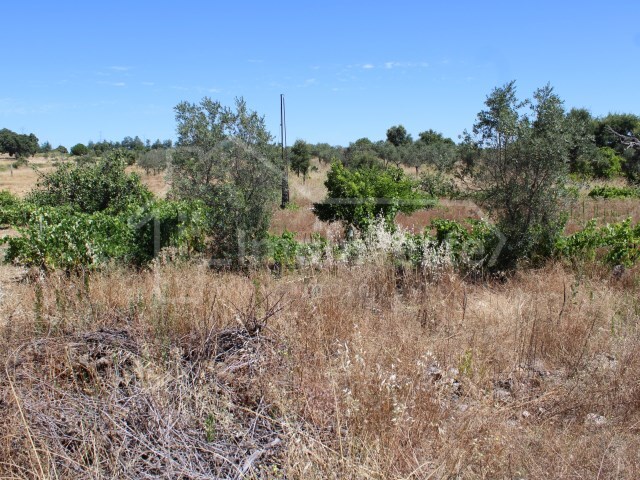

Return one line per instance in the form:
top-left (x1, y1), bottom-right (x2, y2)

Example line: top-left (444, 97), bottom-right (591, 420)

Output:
top-left (1, 258), bottom-right (639, 478)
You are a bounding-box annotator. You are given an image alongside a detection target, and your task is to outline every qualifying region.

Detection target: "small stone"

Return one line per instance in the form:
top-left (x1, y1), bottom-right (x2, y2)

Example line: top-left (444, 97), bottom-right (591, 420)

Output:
top-left (521, 410), bottom-right (530, 419)
top-left (494, 388), bottom-right (511, 402)
top-left (585, 413), bottom-right (607, 427)
top-left (427, 365), bottom-right (442, 381)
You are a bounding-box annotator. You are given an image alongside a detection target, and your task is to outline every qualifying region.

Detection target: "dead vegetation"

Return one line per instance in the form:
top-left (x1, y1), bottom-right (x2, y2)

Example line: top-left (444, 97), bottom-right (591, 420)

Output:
top-left (1, 259), bottom-right (639, 478)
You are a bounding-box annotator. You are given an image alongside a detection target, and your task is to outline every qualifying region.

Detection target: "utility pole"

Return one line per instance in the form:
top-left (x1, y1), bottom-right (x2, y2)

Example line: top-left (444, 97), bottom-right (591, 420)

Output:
top-left (280, 94), bottom-right (289, 209)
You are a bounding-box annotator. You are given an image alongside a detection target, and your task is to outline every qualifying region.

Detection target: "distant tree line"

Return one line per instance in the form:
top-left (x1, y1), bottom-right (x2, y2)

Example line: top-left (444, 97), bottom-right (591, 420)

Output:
top-left (70, 136), bottom-right (172, 158)
top-left (64, 135), bottom-right (175, 174)
top-left (301, 110), bottom-right (640, 183)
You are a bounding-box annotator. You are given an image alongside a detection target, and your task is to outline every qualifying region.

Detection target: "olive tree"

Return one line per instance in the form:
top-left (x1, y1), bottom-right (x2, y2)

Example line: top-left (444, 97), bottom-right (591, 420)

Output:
top-left (386, 124), bottom-right (413, 147)
top-left (137, 149), bottom-right (169, 175)
top-left (169, 97), bottom-right (280, 264)
top-left (465, 81), bottom-right (571, 269)
top-left (290, 139), bottom-right (311, 181)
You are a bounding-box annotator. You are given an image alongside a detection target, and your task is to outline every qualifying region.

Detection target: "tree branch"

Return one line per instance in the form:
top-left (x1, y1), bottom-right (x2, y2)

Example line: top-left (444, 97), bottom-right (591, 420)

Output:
top-left (607, 126), bottom-right (640, 149)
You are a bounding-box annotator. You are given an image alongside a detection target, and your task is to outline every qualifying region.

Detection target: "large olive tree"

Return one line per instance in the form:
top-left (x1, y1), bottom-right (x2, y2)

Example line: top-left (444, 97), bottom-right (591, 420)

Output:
top-left (464, 81), bottom-right (571, 269)
top-left (169, 97), bottom-right (280, 265)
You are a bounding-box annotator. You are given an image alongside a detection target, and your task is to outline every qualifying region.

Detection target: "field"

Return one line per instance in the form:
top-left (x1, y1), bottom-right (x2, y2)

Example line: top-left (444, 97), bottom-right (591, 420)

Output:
top-left (1, 156), bottom-right (640, 478)
top-left (3, 154), bottom-right (638, 237)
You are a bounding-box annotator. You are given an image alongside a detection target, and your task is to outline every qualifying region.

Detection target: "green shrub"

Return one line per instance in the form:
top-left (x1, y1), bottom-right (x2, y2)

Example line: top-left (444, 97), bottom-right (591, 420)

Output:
top-left (3, 200), bottom-right (209, 270)
top-left (3, 206), bottom-right (133, 270)
top-left (0, 190), bottom-right (25, 225)
top-left (0, 192), bottom-right (39, 227)
top-left (593, 147), bottom-right (625, 178)
top-left (314, 162), bottom-right (433, 232)
top-left (26, 152), bottom-right (152, 214)
top-left (125, 200), bottom-right (209, 264)
top-left (557, 219), bottom-right (640, 266)
top-left (70, 143), bottom-right (89, 156)
top-left (11, 157), bottom-right (28, 169)
top-left (266, 230), bottom-right (299, 271)
top-left (430, 218), bottom-right (502, 269)
top-left (265, 231), bottom-right (328, 272)
top-left (419, 171), bottom-right (459, 198)
top-left (588, 185), bottom-right (640, 199)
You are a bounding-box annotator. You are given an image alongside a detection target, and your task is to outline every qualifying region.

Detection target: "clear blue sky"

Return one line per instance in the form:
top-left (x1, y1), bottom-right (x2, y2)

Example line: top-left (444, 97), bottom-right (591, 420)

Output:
top-left (2, 1), bottom-right (639, 149)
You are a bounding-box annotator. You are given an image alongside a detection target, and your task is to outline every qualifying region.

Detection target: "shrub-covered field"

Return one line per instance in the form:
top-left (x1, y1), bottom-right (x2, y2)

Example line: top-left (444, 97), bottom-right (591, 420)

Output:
top-left (1, 89), bottom-right (640, 478)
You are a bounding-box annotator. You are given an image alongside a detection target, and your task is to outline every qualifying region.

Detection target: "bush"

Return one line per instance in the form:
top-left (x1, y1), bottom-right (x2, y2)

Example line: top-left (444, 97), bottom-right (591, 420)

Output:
top-left (313, 162), bottom-right (433, 232)
top-left (0, 190), bottom-right (23, 225)
top-left (419, 171), bottom-right (459, 198)
top-left (592, 147), bottom-right (625, 178)
top-left (263, 231), bottom-right (328, 272)
top-left (429, 218), bottom-right (503, 270)
top-left (1, 150), bottom-right (210, 270)
top-left (11, 157), bottom-right (28, 169)
top-left (556, 218), bottom-right (640, 266)
top-left (262, 218), bottom-right (504, 276)
top-left (70, 143), bottom-right (89, 156)
top-left (3, 206), bottom-right (133, 270)
top-left (125, 200), bottom-right (209, 265)
top-left (266, 230), bottom-right (300, 272)
top-left (588, 185), bottom-right (640, 199)
top-left (3, 200), bottom-right (209, 270)
top-left (27, 152), bottom-right (152, 214)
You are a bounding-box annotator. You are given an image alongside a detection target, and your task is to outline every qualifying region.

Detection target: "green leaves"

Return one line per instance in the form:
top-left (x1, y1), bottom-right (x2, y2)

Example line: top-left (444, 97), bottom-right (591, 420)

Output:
top-left (3, 200), bottom-right (209, 271)
top-left (4, 207), bottom-right (131, 270)
top-left (27, 152), bottom-right (152, 214)
top-left (467, 81), bottom-right (571, 269)
top-left (557, 219), bottom-right (640, 267)
top-left (313, 162), bottom-right (433, 232)
top-left (588, 185), bottom-right (640, 199)
top-left (2, 153), bottom-right (207, 270)
top-left (171, 97), bottom-right (280, 264)
top-left (290, 139), bottom-right (311, 179)
top-left (0, 128), bottom-right (39, 158)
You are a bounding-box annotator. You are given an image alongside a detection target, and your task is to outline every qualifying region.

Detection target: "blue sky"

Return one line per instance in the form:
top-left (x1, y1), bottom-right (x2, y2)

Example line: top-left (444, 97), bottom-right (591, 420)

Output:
top-left (2, 1), bottom-right (640, 149)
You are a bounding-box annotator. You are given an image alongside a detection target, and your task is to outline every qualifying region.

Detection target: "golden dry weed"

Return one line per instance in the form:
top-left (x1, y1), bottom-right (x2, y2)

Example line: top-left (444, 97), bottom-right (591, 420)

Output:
top-left (1, 259), bottom-right (638, 478)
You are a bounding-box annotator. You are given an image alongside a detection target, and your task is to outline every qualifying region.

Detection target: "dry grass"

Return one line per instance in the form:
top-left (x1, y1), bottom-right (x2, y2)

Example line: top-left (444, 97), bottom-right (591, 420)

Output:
top-left (126, 166), bottom-right (170, 198)
top-left (0, 155), bottom-right (58, 197)
top-left (0, 155), bottom-right (169, 199)
top-left (1, 259), bottom-right (639, 478)
top-left (2, 155), bottom-right (640, 476)
top-left (566, 198), bottom-right (640, 233)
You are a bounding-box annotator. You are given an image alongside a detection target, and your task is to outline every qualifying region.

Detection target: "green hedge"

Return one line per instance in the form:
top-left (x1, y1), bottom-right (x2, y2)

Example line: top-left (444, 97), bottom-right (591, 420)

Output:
top-left (2, 200), bottom-right (209, 270)
top-left (588, 185), bottom-right (640, 199)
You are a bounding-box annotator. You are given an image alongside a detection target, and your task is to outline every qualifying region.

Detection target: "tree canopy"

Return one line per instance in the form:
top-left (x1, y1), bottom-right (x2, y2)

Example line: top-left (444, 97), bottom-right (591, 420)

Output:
top-left (465, 81), bottom-right (571, 269)
top-left (170, 97), bottom-right (280, 263)
top-left (290, 139), bottom-right (311, 181)
top-left (386, 125), bottom-right (413, 147)
top-left (0, 128), bottom-right (39, 158)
